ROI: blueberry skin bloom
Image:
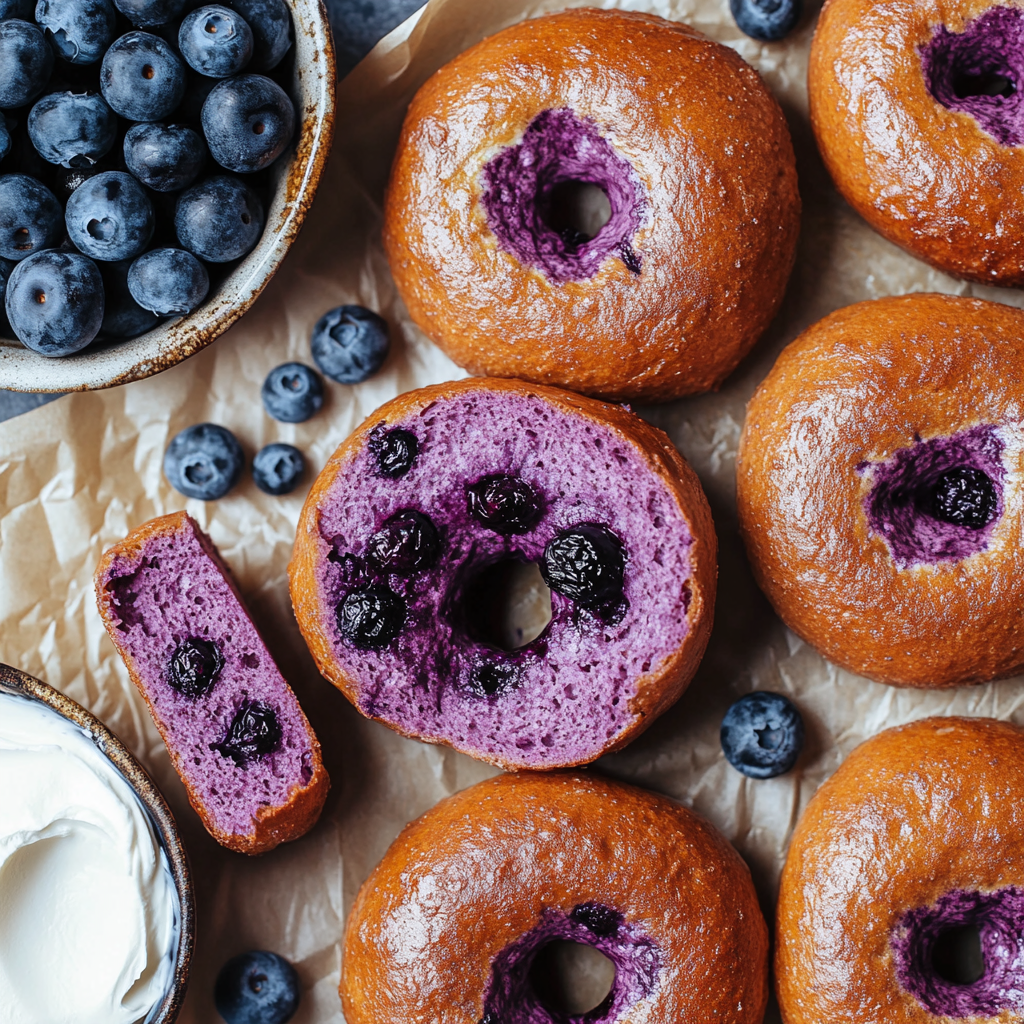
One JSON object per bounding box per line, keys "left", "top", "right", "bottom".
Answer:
{"left": 310, "top": 305, "right": 389, "bottom": 383}
{"left": 224, "top": 0, "right": 289, "bottom": 70}
{"left": 35, "top": 0, "right": 117, "bottom": 63}
{"left": 98, "top": 257, "right": 159, "bottom": 337}
{"left": 720, "top": 691, "right": 805, "bottom": 779}
{"left": 202, "top": 74, "right": 294, "bottom": 174}
{"left": 100, "top": 31, "right": 187, "bottom": 120}
{"left": 0, "top": 20, "right": 54, "bottom": 108}
{"left": 261, "top": 362, "right": 322, "bottom": 422}
{"left": 66, "top": 170, "right": 155, "bottom": 261}
{"left": 252, "top": 443, "right": 304, "bottom": 495}
{"left": 164, "top": 422, "right": 244, "bottom": 500}
{"left": 111, "top": 0, "right": 186, "bottom": 27}
{"left": 215, "top": 951, "right": 300, "bottom": 1024}
{"left": 5, "top": 249, "right": 104, "bottom": 355}
{"left": 0, "top": 0, "right": 34, "bottom": 16}
{"left": 179, "top": 5, "right": 253, "bottom": 78}
{"left": 128, "top": 247, "right": 208, "bottom": 314}
{"left": 730, "top": 0, "right": 801, "bottom": 41}
{"left": 123, "top": 122, "right": 205, "bottom": 191}
{"left": 0, "top": 174, "right": 63, "bottom": 261}
{"left": 175, "top": 175, "right": 263, "bottom": 261}
{"left": 28, "top": 91, "right": 117, "bottom": 168}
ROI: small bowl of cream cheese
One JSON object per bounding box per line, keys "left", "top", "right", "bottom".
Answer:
{"left": 0, "top": 663, "right": 193, "bottom": 1024}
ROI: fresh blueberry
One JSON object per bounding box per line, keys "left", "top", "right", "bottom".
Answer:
{"left": 930, "top": 467, "right": 998, "bottom": 529}
{"left": 214, "top": 699, "right": 282, "bottom": 766}
{"left": 163, "top": 422, "right": 244, "bottom": 500}
{"left": 175, "top": 175, "right": 263, "bottom": 262}
{"left": 261, "top": 361, "right": 322, "bottom": 422}
{"left": 66, "top": 170, "right": 154, "bottom": 261}
{"left": 366, "top": 509, "right": 439, "bottom": 574}
{"left": 252, "top": 442, "right": 304, "bottom": 495}
{"left": 98, "top": 257, "right": 159, "bottom": 337}
{"left": 5, "top": 249, "right": 104, "bottom": 355}
{"left": 0, "top": 174, "right": 62, "bottom": 261}
{"left": 28, "top": 91, "right": 117, "bottom": 168}
{"left": 0, "top": 20, "right": 54, "bottom": 108}
{"left": 0, "top": 116, "right": 9, "bottom": 163}
{"left": 337, "top": 585, "right": 405, "bottom": 649}
{"left": 110, "top": 0, "right": 186, "bottom": 27}
{"left": 223, "top": 0, "right": 289, "bottom": 70}
{"left": 128, "top": 247, "right": 208, "bottom": 314}
{"left": 214, "top": 951, "right": 300, "bottom": 1024}
{"left": 202, "top": 73, "right": 294, "bottom": 174}
{"left": 123, "top": 122, "right": 205, "bottom": 192}
{"left": 169, "top": 637, "right": 223, "bottom": 698}
{"left": 179, "top": 4, "right": 252, "bottom": 78}
{"left": 720, "top": 691, "right": 804, "bottom": 779}
{"left": 368, "top": 425, "right": 416, "bottom": 478}
{"left": 467, "top": 474, "right": 542, "bottom": 535}
{"left": 35, "top": 0, "right": 117, "bottom": 63}
{"left": 100, "top": 31, "right": 187, "bottom": 120}
{"left": 0, "top": 0, "right": 33, "bottom": 16}
{"left": 541, "top": 523, "right": 626, "bottom": 609}
{"left": 310, "top": 305, "right": 389, "bottom": 384}
{"left": 730, "top": 0, "right": 801, "bottom": 42}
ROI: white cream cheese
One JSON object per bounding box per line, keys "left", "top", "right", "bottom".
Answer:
{"left": 0, "top": 693, "right": 178, "bottom": 1024}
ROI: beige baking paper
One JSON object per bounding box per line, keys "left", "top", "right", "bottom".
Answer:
{"left": 3, "top": 0, "right": 1024, "bottom": 1020}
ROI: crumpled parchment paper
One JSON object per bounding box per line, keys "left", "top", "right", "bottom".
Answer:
{"left": 2, "top": 1, "right": 1024, "bottom": 1021}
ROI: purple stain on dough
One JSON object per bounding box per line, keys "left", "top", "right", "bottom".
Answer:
{"left": 921, "top": 5, "right": 1024, "bottom": 147}
{"left": 893, "top": 887, "right": 1024, "bottom": 1018}
{"left": 481, "top": 108, "right": 647, "bottom": 283}
{"left": 863, "top": 425, "right": 1005, "bottom": 569}
{"left": 481, "top": 905, "right": 661, "bottom": 1023}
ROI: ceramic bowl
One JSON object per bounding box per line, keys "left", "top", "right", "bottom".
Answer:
{"left": 0, "top": 0, "right": 336, "bottom": 393}
{"left": 0, "top": 663, "right": 194, "bottom": 1023}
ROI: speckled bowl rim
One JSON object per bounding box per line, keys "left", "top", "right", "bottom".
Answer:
{"left": 0, "top": 0, "right": 336, "bottom": 393}
{"left": 0, "top": 663, "right": 194, "bottom": 1024}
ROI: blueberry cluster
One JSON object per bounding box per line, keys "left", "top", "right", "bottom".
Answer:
{"left": 0, "top": 0, "right": 295, "bottom": 355}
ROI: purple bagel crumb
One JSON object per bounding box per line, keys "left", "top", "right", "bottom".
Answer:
{"left": 100, "top": 524, "right": 316, "bottom": 839}
{"left": 482, "top": 905, "right": 661, "bottom": 1023}
{"left": 313, "top": 388, "right": 695, "bottom": 768}
{"left": 893, "top": 887, "right": 1024, "bottom": 1017}
{"left": 481, "top": 108, "right": 647, "bottom": 283}
{"left": 921, "top": 6, "right": 1024, "bottom": 147}
{"left": 863, "top": 425, "right": 1005, "bottom": 569}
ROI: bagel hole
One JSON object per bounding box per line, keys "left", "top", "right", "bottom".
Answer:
{"left": 463, "top": 559, "right": 551, "bottom": 652}
{"left": 953, "top": 69, "right": 1016, "bottom": 99}
{"left": 932, "top": 925, "right": 985, "bottom": 985}
{"left": 529, "top": 941, "right": 616, "bottom": 1017}
{"left": 543, "top": 181, "right": 612, "bottom": 248}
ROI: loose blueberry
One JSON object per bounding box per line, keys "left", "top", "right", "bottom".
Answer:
{"left": 98, "top": 257, "right": 159, "bottom": 337}
{"left": 720, "top": 691, "right": 804, "bottom": 779}
{"left": 930, "top": 467, "right": 998, "bottom": 530}
{"left": 213, "top": 699, "right": 282, "bottom": 766}
{"left": 202, "top": 73, "right": 294, "bottom": 174}
{"left": 252, "top": 442, "right": 304, "bottom": 495}
{"left": 368, "top": 425, "right": 417, "bottom": 478}
{"left": 0, "top": 174, "right": 63, "bottom": 261}
{"left": 66, "top": 170, "right": 154, "bottom": 261}
{"left": 223, "top": 0, "right": 289, "bottom": 70}
{"left": 261, "top": 362, "right": 322, "bottom": 423}
{"left": 179, "top": 4, "right": 252, "bottom": 78}
{"left": 128, "top": 247, "right": 209, "bottom": 314}
{"left": 110, "top": 0, "right": 186, "bottom": 27}
{"left": 570, "top": 903, "right": 621, "bottom": 937}
{"left": 310, "top": 305, "right": 389, "bottom": 384}
{"left": 541, "top": 524, "right": 625, "bottom": 609}
{"left": 730, "top": 0, "right": 801, "bottom": 42}
{"left": 468, "top": 658, "right": 518, "bottom": 698}
{"left": 0, "top": 20, "right": 53, "bottom": 108}
{"left": 175, "top": 175, "right": 263, "bottom": 261}
{"left": 214, "top": 951, "right": 300, "bottom": 1024}
{"left": 35, "top": 0, "right": 116, "bottom": 63}
{"left": 124, "top": 122, "right": 206, "bottom": 192}
{"left": 466, "top": 474, "right": 542, "bottom": 535}
{"left": 5, "top": 249, "right": 103, "bottom": 354}
{"left": 100, "top": 31, "right": 186, "bottom": 120}
{"left": 28, "top": 91, "right": 117, "bottom": 168}
{"left": 163, "top": 422, "right": 244, "bottom": 500}
{"left": 337, "top": 585, "right": 405, "bottom": 649}
{"left": 0, "top": 0, "right": 33, "bottom": 16}
{"left": 169, "top": 637, "right": 223, "bottom": 697}
{"left": 366, "top": 509, "right": 439, "bottom": 574}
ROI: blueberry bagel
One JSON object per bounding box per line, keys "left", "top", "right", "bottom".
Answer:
{"left": 810, "top": 0, "right": 1024, "bottom": 286}
{"left": 289, "top": 378, "right": 716, "bottom": 770}
{"left": 383, "top": 8, "right": 800, "bottom": 403}
{"left": 736, "top": 294, "right": 1024, "bottom": 688}
{"left": 341, "top": 771, "right": 768, "bottom": 1024}
{"left": 777, "top": 717, "right": 1024, "bottom": 1023}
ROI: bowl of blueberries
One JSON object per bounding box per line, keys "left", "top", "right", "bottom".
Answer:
{"left": 0, "top": 0, "right": 334, "bottom": 390}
